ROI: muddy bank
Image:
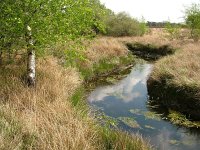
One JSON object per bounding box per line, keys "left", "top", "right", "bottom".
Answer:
{"left": 147, "top": 77, "right": 200, "bottom": 120}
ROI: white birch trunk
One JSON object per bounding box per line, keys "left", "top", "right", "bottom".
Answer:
{"left": 27, "top": 48, "right": 36, "bottom": 86}
{"left": 26, "top": 26, "right": 36, "bottom": 87}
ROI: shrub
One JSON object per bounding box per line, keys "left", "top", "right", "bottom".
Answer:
{"left": 104, "top": 12, "right": 146, "bottom": 37}
{"left": 164, "top": 22, "right": 181, "bottom": 40}
{"left": 185, "top": 3, "right": 200, "bottom": 41}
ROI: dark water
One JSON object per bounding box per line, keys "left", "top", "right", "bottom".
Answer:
{"left": 88, "top": 63, "right": 200, "bottom": 150}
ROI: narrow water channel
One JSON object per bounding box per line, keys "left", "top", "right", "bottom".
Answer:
{"left": 88, "top": 63, "right": 200, "bottom": 150}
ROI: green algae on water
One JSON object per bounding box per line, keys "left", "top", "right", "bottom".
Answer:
{"left": 130, "top": 109, "right": 162, "bottom": 121}
{"left": 144, "top": 125, "right": 155, "bottom": 130}
{"left": 118, "top": 117, "right": 141, "bottom": 129}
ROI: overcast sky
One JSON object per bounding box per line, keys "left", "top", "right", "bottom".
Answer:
{"left": 100, "top": 0, "right": 200, "bottom": 23}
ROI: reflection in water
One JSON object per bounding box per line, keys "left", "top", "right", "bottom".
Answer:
{"left": 88, "top": 64, "right": 152, "bottom": 103}
{"left": 88, "top": 63, "right": 200, "bottom": 150}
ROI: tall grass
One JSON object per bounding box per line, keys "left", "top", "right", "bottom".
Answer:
{"left": 0, "top": 38, "right": 151, "bottom": 149}
{"left": 151, "top": 42, "right": 200, "bottom": 95}
{"left": 0, "top": 57, "right": 98, "bottom": 149}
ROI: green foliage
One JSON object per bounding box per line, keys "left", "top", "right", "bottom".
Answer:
{"left": 103, "top": 12, "right": 146, "bottom": 37}
{"left": 0, "top": 0, "right": 106, "bottom": 58}
{"left": 165, "top": 22, "right": 181, "bottom": 40}
{"left": 185, "top": 3, "right": 200, "bottom": 41}
{"left": 139, "top": 17, "right": 149, "bottom": 35}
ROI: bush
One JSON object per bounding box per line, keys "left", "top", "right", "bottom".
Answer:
{"left": 164, "top": 22, "right": 181, "bottom": 40}
{"left": 104, "top": 12, "right": 147, "bottom": 37}
{"left": 185, "top": 3, "right": 200, "bottom": 41}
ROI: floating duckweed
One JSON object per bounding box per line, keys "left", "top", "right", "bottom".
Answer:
{"left": 169, "top": 140, "right": 180, "bottom": 145}
{"left": 130, "top": 109, "right": 162, "bottom": 121}
{"left": 168, "top": 110, "right": 200, "bottom": 128}
{"left": 143, "top": 111, "right": 161, "bottom": 121}
{"left": 129, "top": 109, "right": 143, "bottom": 115}
{"left": 118, "top": 117, "right": 141, "bottom": 129}
{"left": 182, "top": 140, "right": 194, "bottom": 146}
{"left": 144, "top": 125, "right": 155, "bottom": 130}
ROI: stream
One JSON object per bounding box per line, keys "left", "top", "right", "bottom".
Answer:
{"left": 88, "top": 63, "right": 200, "bottom": 150}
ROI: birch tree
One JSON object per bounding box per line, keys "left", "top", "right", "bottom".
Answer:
{"left": 1, "top": 0, "right": 105, "bottom": 86}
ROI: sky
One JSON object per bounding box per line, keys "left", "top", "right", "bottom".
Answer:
{"left": 100, "top": 0, "right": 200, "bottom": 23}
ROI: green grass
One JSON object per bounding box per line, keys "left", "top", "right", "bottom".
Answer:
{"left": 0, "top": 109, "right": 36, "bottom": 149}
{"left": 71, "top": 86, "right": 86, "bottom": 107}
{"left": 69, "top": 53, "right": 151, "bottom": 150}
{"left": 168, "top": 110, "right": 200, "bottom": 128}
{"left": 98, "top": 127, "right": 151, "bottom": 150}
{"left": 78, "top": 54, "right": 135, "bottom": 81}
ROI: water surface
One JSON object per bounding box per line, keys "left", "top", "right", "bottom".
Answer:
{"left": 88, "top": 63, "right": 200, "bottom": 150}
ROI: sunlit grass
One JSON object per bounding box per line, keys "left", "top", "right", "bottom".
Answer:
{"left": 168, "top": 110, "right": 200, "bottom": 128}
{"left": 0, "top": 37, "right": 151, "bottom": 149}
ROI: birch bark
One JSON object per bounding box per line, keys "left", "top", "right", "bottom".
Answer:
{"left": 26, "top": 26, "right": 36, "bottom": 87}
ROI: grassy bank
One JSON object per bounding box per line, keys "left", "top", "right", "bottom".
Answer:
{"left": 148, "top": 42, "right": 200, "bottom": 121}
{"left": 0, "top": 37, "right": 151, "bottom": 149}
{"left": 121, "top": 28, "right": 200, "bottom": 122}
{"left": 106, "top": 29, "right": 200, "bottom": 124}
{"left": 126, "top": 42, "right": 175, "bottom": 61}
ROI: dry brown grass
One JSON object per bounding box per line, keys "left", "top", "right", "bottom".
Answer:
{"left": 85, "top": 37, "right": 128, "bottom": 64}
{"left": 114, "top": 28, "right": 193, "bottom": 49}
{"left": 88, "top": 29, "right": 200, "bottom": 101}
{"left": 2, "top": 28, "right": 184, "bottom": 150}
{"left": 0, "top": 56, "right": 151, "bottom": 150}
{"left": 131, "top": 28, "right": 200, "bottom": 99}
{"left": 0, "top": 57, "right": 99, "bottom": 150}
{"left": 151, "top": 42, "right": 200, "bottom": 97}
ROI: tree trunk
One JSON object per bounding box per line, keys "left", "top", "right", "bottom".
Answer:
{"left": 26, "top": 26, "right": 36, "bottom": 87}
{"left": 27, "top": 48, "right": 36, "bottom": 87}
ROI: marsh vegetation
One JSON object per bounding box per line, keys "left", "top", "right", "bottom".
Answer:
{"left": 1, "top": 0, "right": 200, "bottom": 150}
